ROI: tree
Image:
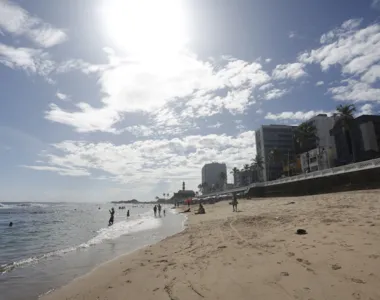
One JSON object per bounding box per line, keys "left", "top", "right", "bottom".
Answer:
{"left": 336, "top": 104, "right": 357, "bottom": 162}
{"left": 162, "top": 193, "right": 165, "bottom": 199}
{"left": 197, "top": 184, "right": 203, "bottom": 193}
{"left": 155, "top": 196, "right": 159, "bottom": 200}
{"left": 251, "top": 154, "right": 264, "bottom": 181}
{"left": 295, "top": 121, "right": 319, "bottom": 172}
{"left": 166, "top": 193, "right": 170, "bottom": 199}
{"left": 219, "top": 171, "right": 227, "bottom": 189}
{"left": 230, "top": 167, "right": 239, "bottom": 186}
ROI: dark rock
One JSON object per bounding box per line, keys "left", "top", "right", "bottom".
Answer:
{"left": 296, "top": 229, "right": 307, "bottom": 235}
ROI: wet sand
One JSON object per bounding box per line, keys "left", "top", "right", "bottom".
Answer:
{"left": 42, "top": 190, "right": 380, "bottom": 300}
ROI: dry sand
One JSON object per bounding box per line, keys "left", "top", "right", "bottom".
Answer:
{"left": 42, "top": 190, "right": 380, "bottom": 300}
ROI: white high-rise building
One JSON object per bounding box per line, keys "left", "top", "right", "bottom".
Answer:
{"left": 201, "top": 162, "right": 227, "bottom": 190}
{"left": 300, "top": 114, "right": 337, "bottom": 172}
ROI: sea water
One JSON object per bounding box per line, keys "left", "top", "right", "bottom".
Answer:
{"left": 0, "top": 202, "right": 185, "bottom": 300}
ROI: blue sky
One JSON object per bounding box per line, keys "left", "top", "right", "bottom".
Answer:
{"left": 1, "top": 0, "right": 380, "bottom": 202}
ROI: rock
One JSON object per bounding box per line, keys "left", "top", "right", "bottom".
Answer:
{"left": 280, "top": 272, "right": 289, "bottom": 276}
{"left": 331, "top": 264, "right": 341, "bottom": 270}
{"left": 296, "top": 229, "right": 308, "bottom": 235}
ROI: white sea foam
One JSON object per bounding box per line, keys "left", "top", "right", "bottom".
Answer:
{"left": 1, "top": 214, "right": 161, "bottom": 274}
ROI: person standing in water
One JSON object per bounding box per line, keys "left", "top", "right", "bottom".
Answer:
{"left": 153, "top": 205, "right": 157, "bottom": 217}
{"left": 158, "top": 204, "right": 162, "bottom": 217}
{"left": 108, "top": 208, "right": 115, "bottom": 226}
{"left": 163, "top": 209, "right": 166, "bottom": 217}
{"left": 127, "top": 210, "right": 130, "bottom": 218}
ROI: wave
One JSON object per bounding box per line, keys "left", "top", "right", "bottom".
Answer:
{"left": 0, "top": 202, "right": 50, "bottom": 209}
{"left": 0, "top": 214, "right": 161, "bottom": 274}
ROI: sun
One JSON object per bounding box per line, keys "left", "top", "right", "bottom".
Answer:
{"left": 101, "top": 0, "right": 188, "bottom": 58}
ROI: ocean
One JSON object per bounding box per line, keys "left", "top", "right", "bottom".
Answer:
{"left": 0, "top": 202, "right": 185, "bottom": 300}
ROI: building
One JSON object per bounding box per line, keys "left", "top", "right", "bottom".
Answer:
{"left": 170, "top": 181, "right": 195, "bottom": 203}
{"left": 256, "top": 125, "right": 296, "bottom": 181}
{"left": 233, "top": 169, "right": 259, "bottom": 187}
{"left": 298, "top": 114, "right": 337, "bottom": 173}
{"left": 201, "top": 162, "right": 227, "bottom": 191}
{"left": 330, "top": 115, "right": 380, "bottom": 166}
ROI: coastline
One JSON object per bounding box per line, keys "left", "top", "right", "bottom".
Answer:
{"left": 42, "top": 191, "right": 380, "bottom": 300}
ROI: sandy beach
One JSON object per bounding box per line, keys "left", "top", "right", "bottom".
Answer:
{"left": 42, "top": 190, "right": 380, "bottom": 300}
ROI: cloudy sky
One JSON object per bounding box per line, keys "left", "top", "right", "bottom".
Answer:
{"left": 1, "top": 0, "right": 380, "bottom": 202}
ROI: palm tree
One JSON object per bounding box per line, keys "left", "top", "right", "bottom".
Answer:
{"left": 336, "top": 104, "right": 357, "bottom": 162}
{"left": 162, "top": 193, "right": 165, "bottom": 199}
{"left": 251, "top": 154, "right": 264, "bottom": 181}
{"left": 295, "top": 121, "right": 319, "bottom": 172}
{"left": 166, "top": 193, "right": 170, "bottom": 199}
{"left": 219, "top": 171, "right": 227, "bottom": 190}
{"left": 155, "top": 196, "right": 159, "bottom": 200}
{"left": 230, "top": 167, "right": 239, "bottom": 186}
{"left": 197, "top": 184, "right": 203, "bottom": 193}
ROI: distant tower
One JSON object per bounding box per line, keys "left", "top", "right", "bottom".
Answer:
{"left": 182, "top": 181, "right": 185, "bottom": 191}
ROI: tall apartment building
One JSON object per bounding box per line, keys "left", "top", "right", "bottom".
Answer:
{"left": 255, "top": 125, "right": 296, "bottom": 181}
{"left": 299, "top": 114, "right": 337, "bottom": 172}
{"left": 330, "top": 114, "right": 380, "bottom": 165}
{"left": 201, "top": 162, "right": 227, "bottom": 190}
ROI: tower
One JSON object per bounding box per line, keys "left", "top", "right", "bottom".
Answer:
{"left": 182, "top": 181, "right": 185, "bottom": 191}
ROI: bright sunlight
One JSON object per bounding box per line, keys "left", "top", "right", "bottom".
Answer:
{"left": 102, "top": 0, "right": 188, "bottom": 57}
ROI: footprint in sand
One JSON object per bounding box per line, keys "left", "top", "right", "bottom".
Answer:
{"left": 351, "top": 278, "right": 366, "bottom": 284}
{"left": 331, "top": 263, "right": 342, "bottom": 270}
{"left": 286, "top": 252, "right": 295, "bottom": 257}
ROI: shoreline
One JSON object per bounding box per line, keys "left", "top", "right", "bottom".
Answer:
{"left": 42, "top": 190, "right": 380, "bottom": 300}
{"left": 39, "top": 208, "right": 187, "bottom": 299}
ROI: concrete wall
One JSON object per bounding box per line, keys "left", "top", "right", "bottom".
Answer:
{"left": 246, "top": 166, "right": 380, "bottom": 198}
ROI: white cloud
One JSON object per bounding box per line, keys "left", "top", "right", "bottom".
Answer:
{"left": 299, "top": 19, "right": 380, "bottom": 103}
{"left": 56, "top": 92, "right": 69, "bottom": 101}
{"left": 256, "top": 108, "right": 263, "bottom": 114}
{"left": 357, "top": 103, "right": 373, "bottom": 116}
{"left": 45, "top": 103, "right": 122, "bottom": 133}
{"left": 288, "top": 31, "right": 297, "bottom": 39}
{"left": 361, "top": 65, "right": 380, "bottom": 84}
{"left": 124, "top": 125, "right": 155, "bottom": 137}
{"left": 259, "top": 82, "right": 274, "bottom": 91}
{"left": 207, "top": 122, "right": 223, "bottom": 129}
{"left": 264, "top": 88, "right": 289, "bottom": 100}
{"left": 272, "top": 62, "right": 307, "bottom": 80}
{"left": 22, "top": 165, "right": 90, "bottom": 177}
{"left": 0, "top": 43, "right": 55, "bottom": 77}
{"left": 46, "top": 50, "right": 271, "bottom": 133}
{"left": 0, "top": 0, "right": 67, "bottom": 47}
{"left": 315, "top": 81, "right": 324, "bottom": 86}
{"left": 329, "top": 79, "right": 380, "bottom": 102}
{"left": 25, "top": 131, "right": 257, "bottom": 192}
{"left": 265, "top": 110, "right": 331, "bottom": 121}
{"left": 299, "top": 19, "right": 380, "bottom": 75}
{"left": 265, "top": 58, "right": 272, "bottom": 63}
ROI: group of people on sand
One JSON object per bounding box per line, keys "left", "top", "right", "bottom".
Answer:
{"left": 108, "top": 207, "right": 130, "bottom": 226}
{"left": 153, "top": 204, "right": 165, "bottom": 217}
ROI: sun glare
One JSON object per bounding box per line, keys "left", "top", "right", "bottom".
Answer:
{"left": 102, "top": 0, "right": 188, "bottom": 57}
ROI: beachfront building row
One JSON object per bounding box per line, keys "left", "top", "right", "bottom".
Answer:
{"left": 255, "top": 113, "right": 380, "bottom": 182}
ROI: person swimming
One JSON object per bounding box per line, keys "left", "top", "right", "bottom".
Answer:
{"left": 108, "top": 208, "right": 115, "bottom": 226}
{"left": 9, "top": 222, "right": 13, "bottom": 227}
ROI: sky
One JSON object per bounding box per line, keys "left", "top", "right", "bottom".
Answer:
{"left": 1, "top": 0, "right": 380, "bottom": 202}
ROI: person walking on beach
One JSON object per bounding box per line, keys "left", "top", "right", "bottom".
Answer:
{"left": 163, "top": 209, "right": 166, "bottom": 217}
{"left": 153, "top": 205, "right": 157, "bottom": 217}
{"left": 232, "top": 193, "right": 238, "bottom": 212}
{"left": 108, "top": 208, "right": 115, "bottom": 226}
{"left": 158, "top": 204, "right": 162, "bottom": 217}
{"left": 127, "top": 210, "right": 130, "bottom": 218}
